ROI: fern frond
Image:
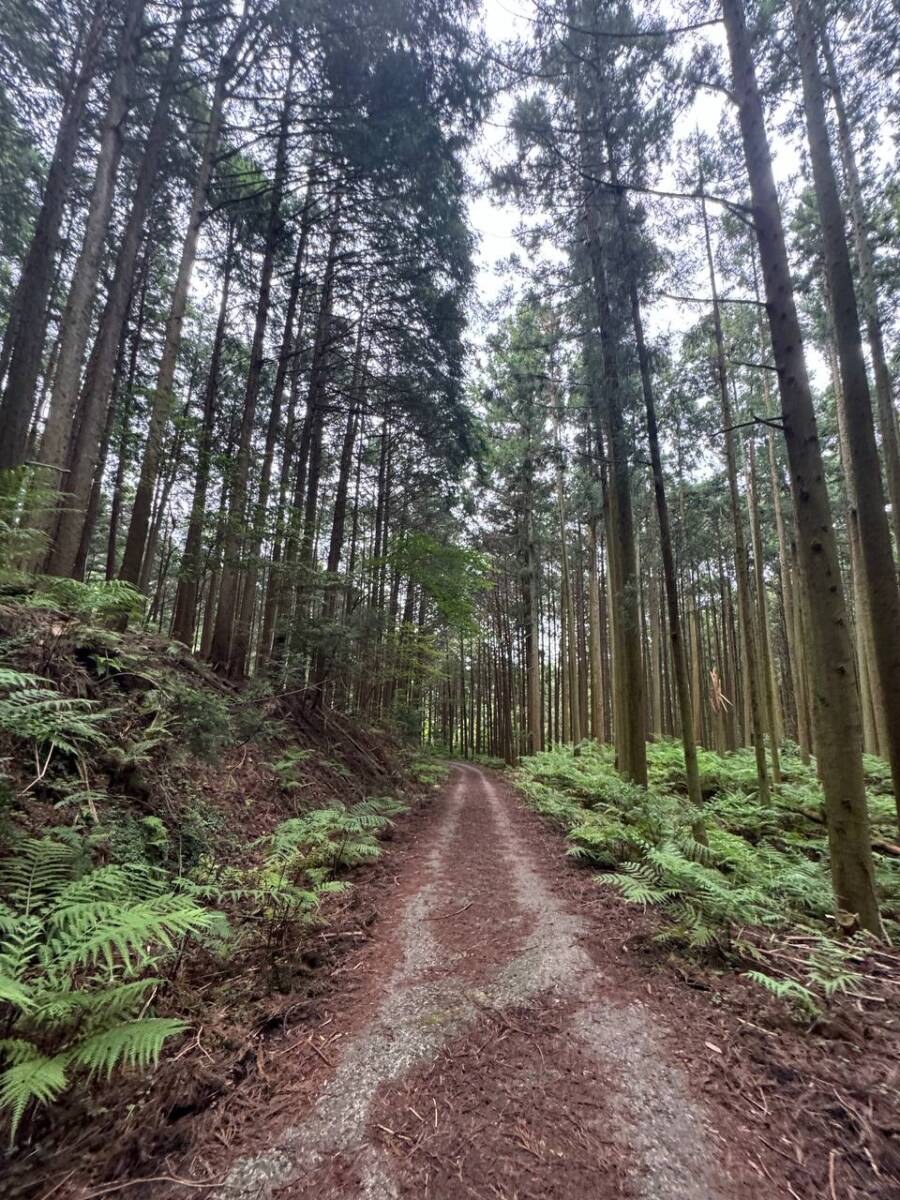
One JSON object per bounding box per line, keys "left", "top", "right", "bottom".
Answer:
{"left": 0, "top": 669, "right": 47, "bottom": 691}
{"left": 599, "top": 868, "right": 676, "bottom": 907}
{"left": 0, "top": 1051, "right": 68, "bottom": 1141}
{"left": 50, "top": 864, "right": 167, "bottom": 935}
{"left": 25, "top": 980, "right": 159, "bottom": 1032}
{"left": 0, "top": 975, "right": 32, "bottom": 1009}
{"left": 0, "top": 1039, "right": 38, "bottom": 1065}
{"left": 0, "top": 837, "right": 82, "bottom": 914}
{"left": 52, "top": 897, "right": 217, "bottom": 974}
{"left": 0, "top": 915, "right": 43, "bottom": 980}
{"left": 68, "top": 1017, "right": 186, "bottom": 1078}
{"left": 744, "top": 970, "right": 821, "bottom": 1018}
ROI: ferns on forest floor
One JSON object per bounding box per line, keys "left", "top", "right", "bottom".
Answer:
{"left": 0, "top": 833, "right": 222, "bottom": 1140}
{"left": 515, "top": 740, "right": 899, "bottom": 983}
{"left": 409, "top": 752, "right": 450, "bottom": 788}
{"left": 0, "top": 668, "right": 114, "bottom": 800}
{"left": 192, "top": 796, "right": 405, "bottom": 984}
{"left": 0, "top": 795, "right": 406, "bottom": 1139}
{"left": 0, "top": 588, "right": 415, "bottom": 1140}
{"left": 744, "top": 935, "right": 869, "bottom": 1020}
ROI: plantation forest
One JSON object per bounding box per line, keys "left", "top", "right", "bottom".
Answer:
{"left": 0, "top": 0, "right": 898, "bottom": 1195}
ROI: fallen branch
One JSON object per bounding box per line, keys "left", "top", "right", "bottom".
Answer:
{"left": 309, "top": 1039, "right": 335, "bottom": 1067}
{"left": 426, "top": 900, "right": 474, "bottom": 920}
{"left": 79, "top": 1175, "right": 231, "bottom": 1198}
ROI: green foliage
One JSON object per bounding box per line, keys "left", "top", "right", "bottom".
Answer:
{"left": 262, "top": 796, "right": 405, "bottom": 885}
{"left": 744, "top": 933, "right": 869, "bottom": 1021}
{"left": 0, "top": 470, "right": 53, "bottom": 576}
{"left": 0, "top": 669, "right": 113, "bottom": 789}
{"left": 516, "top": 740, "right": 899, "bottom": 955}
{"left": 267, "top": 748, "right": 318, "bottom": 811}
{"left": 743, "top": 971, "right": 821, "bottom": 1019}
{"left": 26, "top": 577, "right": 144, "bottom": 622}
{"left": 0, "top": 834, "right": 222, "bottom": 1140}
{"left": 409, "top": 752, "right": 450, "bottom": 788}
{"left": 194, "top": 797, "right": 405, "bottom": 984}
{"left": 143, "top": 680, "right": 232, "bottom": 763}
{"left": 389, "top": 532, "right": 490, "bottom": 634}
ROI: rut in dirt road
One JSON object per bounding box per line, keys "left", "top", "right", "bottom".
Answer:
{"left": 219, "top": 766, "right": 740, "bottom": 1200}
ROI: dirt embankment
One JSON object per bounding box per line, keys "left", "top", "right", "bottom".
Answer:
{"left": 0, "top": 603, "right": 419, "bottom": 1197}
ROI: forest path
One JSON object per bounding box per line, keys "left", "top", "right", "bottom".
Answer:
{"left": 213, "top": 765, "right": 761, "bottom": 1200}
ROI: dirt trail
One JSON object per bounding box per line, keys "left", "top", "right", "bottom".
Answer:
{"left": 215, "top": 765, "right": 762, "bottom": 1200}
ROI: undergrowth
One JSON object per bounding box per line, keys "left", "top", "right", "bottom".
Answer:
{"left": 516, "top": 740, "right": 899, "bottom": 1018}
{"left": 0, "top": 579, "right": 411, "bottom": 1142}
{"left": 0, "top": 832, "right": 221, "bottom": 1140}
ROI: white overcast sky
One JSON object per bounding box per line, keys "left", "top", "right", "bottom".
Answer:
{"left": 465, "top": 0, "right": 821, "bottom": 373}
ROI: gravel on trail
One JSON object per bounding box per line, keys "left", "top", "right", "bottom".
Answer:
{"left": 215, "top": 765, "right": 757, "bottom": 1200}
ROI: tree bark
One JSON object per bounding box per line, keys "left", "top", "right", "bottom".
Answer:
{"left": 171, "top": 225, "right": 235, "bottom": 647}
{"left": 820, "top": 27, "right": 900, "bottom": 560}
{"left": 630, "top": 281, "right": 703, "bottom": 810}
{"left": 119, "top": 14, "right": 250, "bottom": 586}
{"left": 791, "top": 0, "right": 900, "bottom": 824}
{"left": 583, "top": 219, "right": 646, "bottom": 784}
{"left": 745, "top": 434, "right": 782, "bottom": 781}
{"left": 46, "top": 0, "right": 192, "bottom": 576}
{"left": 212, "top": 49, "right": 296, "bottom": 677}
{"left": 701, "top": 186, "right": 771, "bottom": 802}
{"left": 0, "top": 0, "right": 108, "bottom": 472}
{"left": 30, "top": 0, "right": 145, "bottom": 547}
{"left": 722, "top": 0, "right": 882, "bottom": 935}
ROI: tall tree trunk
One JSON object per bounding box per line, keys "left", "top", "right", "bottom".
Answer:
{"left": 309, "top": 315, "right": 368, "bottom": 690}
{"left": 722, "top": 0, "right": 881, "bottom": 935}
{"left": 76, "top": 312, "right": 129, "bottom": 579}
{"left": 253, "top": 168, "right": 317, "bottom": 670}
{"left": 630, "top": 280, "right": 703, "bottom": 810}
{"left": 791, "top": 0, "right": 900, "bottom": 824}
{"left": 524, "top": 506, "right": 543, "bottom": 753}
{"left": 213, "top": 52, "right": 296, "bottom": 677}
{"left": 171, "top": 226, "right": 235, "bottom": 646}
{"left": 554, "top": 402, "right": 582, "bottom": 745}
{"left": 30, "top": 0, "right": 145, "bottom": 547}
{"left": 0, "top": 0, "right": 108, "bottom": 472}
{"left": 119, "top": 14, "right": 250, "bottom": 585}
{"left": 46, "top": 0, "right": 192, "bottom": 576}
{"left": 701, "top": 187, "right": 770, "bottom": 801}
{"left": 269, "top": 214, "right": 341, "bottom": 673}
{"left": 829, "top": 340, "right": 886, "bottom": 760}
{"left": 103, "top": 250, "right": 150, "bottom": 580}
{"left": 583, "top": 228, "right": 646, "bottom": 784}
{"left": 820, "top": 28, "right": 900, "bottom": 559}
{"left": 745, "top": 434, "right": 782, "bottom": 782}
{"left": 752, "top": 256, "right": 811, "bottom": 762}
{"left": 587, "top": 516, "right": 605, "bottom": 744}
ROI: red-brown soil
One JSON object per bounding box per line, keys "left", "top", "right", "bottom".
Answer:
{"left": 13, "top": 764, "right": 899, "bottom": 1200}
